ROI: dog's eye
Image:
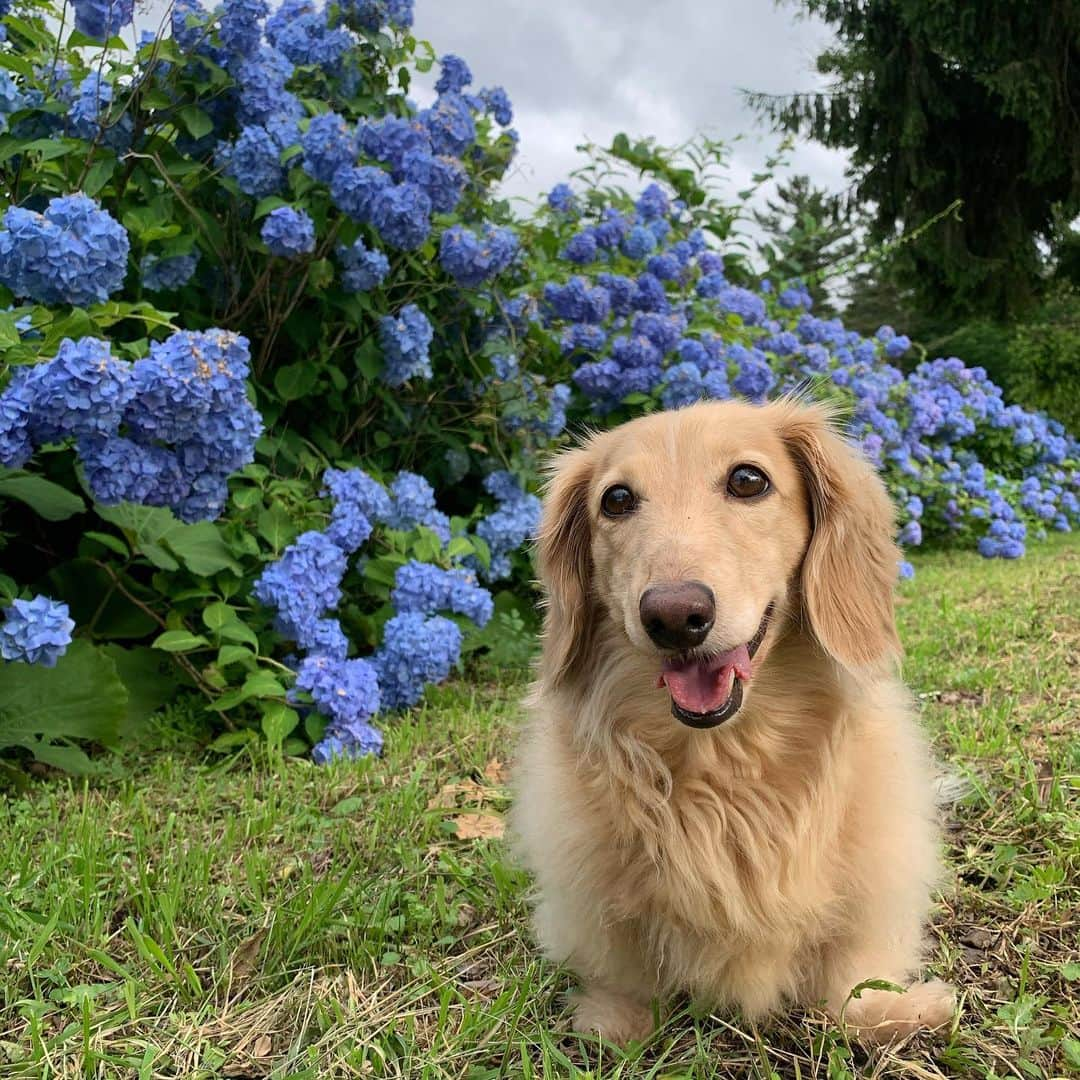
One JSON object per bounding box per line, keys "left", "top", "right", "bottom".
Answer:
{"left": 727, "top": 465, "right": 770, "bottom": 499}
{"left": 601, "top": 484, "right": 637, "bottom": 517}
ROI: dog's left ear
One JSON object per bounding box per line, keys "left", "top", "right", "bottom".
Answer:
{"left": 536, "top": 440, "right": 597, "bottom": 689}
{"left": 777, "top": 400, "right": 901, "bottom": 673}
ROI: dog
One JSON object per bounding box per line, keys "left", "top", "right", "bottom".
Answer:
{"left": 511, "top": 398, "right": 956, "bottom": 1046}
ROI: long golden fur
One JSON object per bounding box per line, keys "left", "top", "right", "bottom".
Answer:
{"left": 511, "top": 398, "right": 956, "bottom": 1045}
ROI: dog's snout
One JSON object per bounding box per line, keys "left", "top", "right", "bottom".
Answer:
{"left": 639, "top": 581, "right": 715, "bottom": 650}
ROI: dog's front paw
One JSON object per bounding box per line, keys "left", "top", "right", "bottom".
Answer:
{"left": 571, "top": 987, "right": 655, "bottom": 1046}
{"left": 843, "top": 979, "right": 956, "bottom": 1044}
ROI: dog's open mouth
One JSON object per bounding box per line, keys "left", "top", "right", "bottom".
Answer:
{"left": 655, "top": 605, "right": 773, "bottom": 728}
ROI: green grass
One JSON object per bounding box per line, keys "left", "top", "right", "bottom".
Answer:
{"left": 2, "top": 534, "right": 1078, "bottom": 1079}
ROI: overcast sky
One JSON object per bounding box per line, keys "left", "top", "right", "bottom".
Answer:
{"left": 412, "top": 0, "right": 851, "bottom": 221}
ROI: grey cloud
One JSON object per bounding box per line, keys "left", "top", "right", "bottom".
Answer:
{"left": 413, "top": 0, "right": 851, "bottom": 216}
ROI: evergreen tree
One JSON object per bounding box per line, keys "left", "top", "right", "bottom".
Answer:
{"left": 746, "top": 1, "right": 1080, "bottom": 321}
{"left": 752, "top": 174, "right": 857, "bottom": 315}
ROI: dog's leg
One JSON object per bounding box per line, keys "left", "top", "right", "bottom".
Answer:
{"left": 571, "top": 983, "right": 655, "bottom": 1046}
{"left": 822, "top": 941, "right": 956, "bottom": 1044}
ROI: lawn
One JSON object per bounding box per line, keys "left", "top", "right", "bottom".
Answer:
{"left": 1, "top": 535, "right": 1078, "bottom": 1079}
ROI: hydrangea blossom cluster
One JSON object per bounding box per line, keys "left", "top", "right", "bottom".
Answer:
{"left": 0, "top": 596, "right": 75, "bottom": 668}
{"left": 72, "top": 0, "right": 134, "bottom": 41}
{"left": 0, "top": 331, "right": 261, "bottom": 521}
{"left": 470, "top": 470, "right": 542, "bottom": 581}
{"left": 260, "top": 206, "right": 317, "bottom": 258}
{"left": 379, "top": 304, "right": 434, "bottom": 386}
{"left": 508, "top": 177, "right": 1079, "bottom": 566}
{"left": 252, "top": 466, "right": 494, "bottom": 761}
{"left": 140, "top": 252, "right": 200, "bottom": 292}
{"left": 0, "top": 195, "right": 129, "bottom": 308}
{"left": 439, "top": 224, "right": 519, "bottom": 287}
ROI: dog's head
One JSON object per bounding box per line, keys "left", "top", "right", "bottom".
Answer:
{"left": 537, "top": 399, "right": 900, "bottom": 727}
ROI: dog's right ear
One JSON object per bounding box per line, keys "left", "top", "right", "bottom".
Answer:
{"left": 536, "top": 441, "right": 597, "bottom": 689}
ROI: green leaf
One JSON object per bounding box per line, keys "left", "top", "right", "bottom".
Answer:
{"left": 253, "top": 196, "right": 289, "bottom": 220}
{"left": 101, "top": 645, "right": 181, "bottom": 737}
{"left": 0, "top": 311, "right": 20, "bottom": 348}
{"left": 446, "top": 536, "right": 475, "bottom": 560}
{"left": 163, "top": 521, "right": 243, "bottom": 577}
{"left": 152, "top": 630, "right": 209, "bottom": 653}
{"left": 0, "top": 473, "right": 86, "bottom": 521}
{"left": 217, "top": 620, "right": 259, "bottom": 648}
{"left": 273, "top": 361, "right": 319, "bottom": 401}
{"left": 217, "top": 645, "right": 256, "bottom": 668}
{"left": 261, "top": 702, "right": 299, "bottom": 746}
{"left": 207, "top": 729, "right": 258, "bottom": 752}
{"left": 0, "top": 642, "right": 127, "bottom": 758}
{"left": 178, "top": 105, "right": 213, "bottom": 140}
{"left": 25, "top": 741, "right": 98, "bottom": 775}
{"left": 202, "top": 602, "right": 237, "bottom": 632}
{"left": 257, "top": 504, "right": 298, "bottom": 550}
{"left": 211, "top": 670, "right": 285, "bottom": 710}
{"left": 364, "top": 555, "right": 406, "bottom": 588}
{"left": 83, "top": 158, "right": 115, "bottom": 197}
{"left": 81, "top": 531, "right": 129, "bottom": 557}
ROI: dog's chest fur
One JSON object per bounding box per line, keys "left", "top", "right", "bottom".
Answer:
{"left": 575, "top": 704, "right": 854, "bottom": 959}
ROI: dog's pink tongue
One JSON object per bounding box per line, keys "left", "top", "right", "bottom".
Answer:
{"left": 657, "top": 645, "right": 752, "bottom": 714}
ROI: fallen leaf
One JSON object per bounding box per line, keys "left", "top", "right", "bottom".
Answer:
{"left": 960, "top": 927, "right": 997, "bottom": 950}
{"left": 453, "top": 812, "right": 505, "bottom": 840}
{"left": 427, "top": 778, "right": 486, "bottom": 810}
{"left": 482, "top": 757, "right": 510, "bottom": 785}
{"left": 228, "top": 928, "right": 267, "bottom": 986}
{"left": 253, "top": 1035, "right": 272, "bottom": 1058}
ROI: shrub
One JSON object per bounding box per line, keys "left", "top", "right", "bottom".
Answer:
{"left": 0, "top": 0, "right": 1076, "bottom": 772}
{"left": 1006, "top": 287, "right": 1080, "bottom": 433}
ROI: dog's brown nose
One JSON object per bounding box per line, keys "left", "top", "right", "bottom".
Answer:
{"left": 639, "top": 581, "right": 715, "bottom": 650}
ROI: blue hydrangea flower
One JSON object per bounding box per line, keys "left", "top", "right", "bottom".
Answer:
{"left": 330, "top": 165, "right": 391, "bottom": 224}
{"left": 478, "top": 85, "right": 513, "bottom": 125}
{"left": 253, "top": 529, "right": 348, "bottom": 644}
{"left": 141, "top": 252, "right": 199, "bottom": 292}
{"left": 266, "top": 0, "right": 353, "bottom": 68}
{"left": 20, "top": 337, "right": 133, "bottom": 445}
{"left": 379, "top": 304, "right": 433, "bottom": 385}
{"left": 472, "top": 471, "right": 540, "bottom": 582}
{"left": 370, "top": 182, "right": 432, "bottom": 250}
{"left": 72, "top": 0, "right": 133, "bottom": 40}
{"left": 419, "top": 93, "right": 475, "bottom": 157}
{"left": 295, "top": 654, "right": 381, "bottom": 726}
{"left": 321, "top": 467, "right": 390, "bottom": 522}
{"left": 435, "top": 53, "right": 472, "bottom": 94}
{"left": 373, "top": 612, "right": 462, "bottom": 709}
{"left": 219, "top": 0, "right": 269, "bottom": 61}
{"left": 171, "top": 0, "right": 211, "bottom": 51}
{"left": 0, "top": 369, "right": 35, "bottom": 467}
{"left": 261, "top": 207, "right": 316, "bottom": 258}
{"left": 312, "top": 727, "right": 383, "bottom": 763}
{"left": 218, "top": 125, "right": 285, "bottom": 197}
{"left": 622, "top": 225, "right": 656, "bottom": 260}
{"left": 1, "top": 596, "right": 75, "bottom": 667}
{"left": 635, "top": 183, "right": 670, "bottom": 221}
{"left": 392, "top": 560, "right": 493, "bottom": 626}
{"left": 386, "top": 471, "right": 450, "bottom": 541}
{"left": 69, "top": 72, "right": 131, "bottom": 151}
{"left": 439, "top": 224, "right": 519, "bottom": 286}
{"left": 337, "top": 238, "right": 390, "bottom": 292}
{"left": 301, "top": 111, "right": 356, "bottom": 182}
{"left": 0, "top": 195, "right": 129, "bottom": 308}
{"left": 544, "top": 277, "right": 610, "bottom": 323}
{"left": 400, "top": 150, "right": 466, "bottom": 213}
{"left": 547, "top": 183, "right": 577, "bottom": 213}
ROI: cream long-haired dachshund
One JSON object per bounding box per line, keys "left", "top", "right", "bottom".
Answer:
{"left": 511, "top": 398, "right": 956, "bottom": 1046}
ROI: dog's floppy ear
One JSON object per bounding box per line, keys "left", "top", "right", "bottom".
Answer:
{"left": 777, "top": 400, "right": 901, "bottom": 673}
{"left": 536, "top": 439, "right": 598, "bottom": 688}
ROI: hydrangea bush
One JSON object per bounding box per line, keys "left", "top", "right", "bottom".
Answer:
{"left": 0, "top": 0, "right": 1076, "bottom": 771}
